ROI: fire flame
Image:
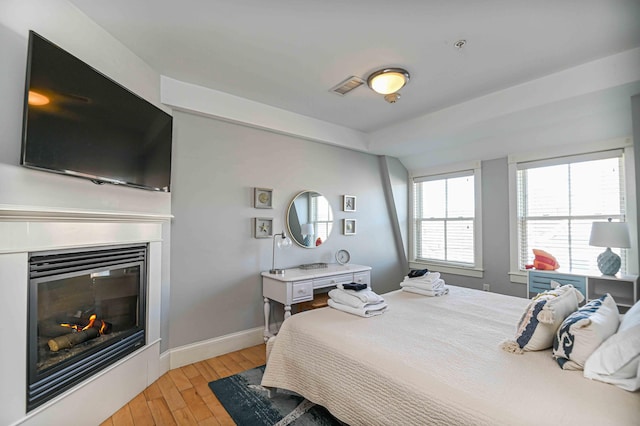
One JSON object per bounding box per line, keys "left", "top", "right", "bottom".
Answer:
{"left": 60, "top": 314, "right": 108, "bottom": 334}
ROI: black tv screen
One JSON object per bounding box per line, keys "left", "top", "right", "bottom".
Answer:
{"left": 21, "top": 31, "right": 173, "bottom": 192}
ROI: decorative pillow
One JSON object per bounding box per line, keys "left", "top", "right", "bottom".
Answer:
{"left": 553, "top": 294, "right": 619, "bottom": 370}
{"left": 583, "top": 299, "right": 640, "bottom": 391}
{"left": 501, "top": 285, "right": 583, "bottom": 354}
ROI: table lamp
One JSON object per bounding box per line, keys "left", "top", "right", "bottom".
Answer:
{"left": 589, "top": 218, "right": 630, "bottom": 276}
{"left": 270, "top": 231, "right": 292, "bottom": 275}
{"left": 300, "top": 223, "right": 314, "bottom": 247}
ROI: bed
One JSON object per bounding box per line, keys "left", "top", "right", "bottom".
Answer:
{"left": 261, "top": 285, "right": 640, "bottom": 425}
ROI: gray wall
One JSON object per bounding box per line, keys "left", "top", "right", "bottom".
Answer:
{"left": 169, "top": 111, "right": 407, "bottom": 349}
{"left": 633, "top": 93, "right": 640, "bottom": 268}
{"left": 438, "top": 157, "right": 524, "bottom": 298}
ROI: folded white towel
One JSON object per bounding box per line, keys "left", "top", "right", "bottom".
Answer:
{"left": 328, "top": 289, "right": 384, "bottom": 309}
{"left": 402, "top": 272, "right": 441, "bottom": 284}
{"left": 400, "top": 278, "right": 445, "bottom": 291}
{"left": 328, "top": 299, "right": 388, "bottom": 317}
{"left": 335, "top": 286, "right": 384, "bottom": 304}
{"left": 402, "top": 285, "right": 449, "bottom": 297}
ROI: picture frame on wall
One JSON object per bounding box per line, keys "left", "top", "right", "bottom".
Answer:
{"left": 254, "top": 217, "right": 273, "bottom": 238}
{"left": 343, "top": 219, "right": 356, "bottom": 235}
{"left": 254, "top": 187, "right": 273, "bottom": 209}
{"left": 343, "top": 195, "right": 356, "bottom": 212}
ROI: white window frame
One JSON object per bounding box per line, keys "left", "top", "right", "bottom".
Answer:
{"left": 409, "top": 161, "right": 483, "bottom": 278}
{"left": 508, "top": 137, "right": 638, "bottom": 283}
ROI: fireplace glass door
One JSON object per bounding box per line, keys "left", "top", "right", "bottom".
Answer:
{"left": 27, "top": 244, "right": 147, "bottom": 411}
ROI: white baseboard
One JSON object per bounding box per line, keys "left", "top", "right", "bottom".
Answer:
{"left": 158, "top": 350, "right": 171, "bottom": 379}
{"left": 168, "top": 326, "right": 264, "bottom": 369}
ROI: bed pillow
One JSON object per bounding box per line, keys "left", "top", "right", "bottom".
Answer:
{"left": 501, "top": 284, "right": 583, "bottom": 353}
{"left": 553, "top": 294, "right": 619, "bottom": 370}
{"left": 583, "top": 300, "right": 640, "bottom": 391}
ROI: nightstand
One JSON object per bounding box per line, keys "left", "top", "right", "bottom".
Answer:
{"left": 527, "top": 270, "right": 639, "bottom": 312}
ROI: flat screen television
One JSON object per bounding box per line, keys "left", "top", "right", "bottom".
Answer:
{"left": 21, "top": 31, "right": 173, "bottom": 192}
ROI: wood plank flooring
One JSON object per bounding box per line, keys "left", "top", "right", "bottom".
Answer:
{"left": 100, "top": 344, "right": 266, "bottom": 426}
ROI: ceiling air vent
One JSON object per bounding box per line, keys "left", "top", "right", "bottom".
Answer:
{"left": 330, "top": 76, "right": 365, "bottom": 96}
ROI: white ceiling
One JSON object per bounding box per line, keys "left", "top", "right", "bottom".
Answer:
{"left": 69, "top": 0, "right": 640, "bottom": 159}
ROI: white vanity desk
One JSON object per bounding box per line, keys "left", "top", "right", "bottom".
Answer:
{"left": 261, "top": 264, "right": 371, "bottom": 341}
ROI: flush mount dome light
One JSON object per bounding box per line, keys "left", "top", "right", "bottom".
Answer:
{"left": 367, "top": 68, "right": 410, "bottom": 95}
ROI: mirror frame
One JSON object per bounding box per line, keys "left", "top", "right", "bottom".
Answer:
{"left": 286, "top": 190, "right": 334, "bottom": 248}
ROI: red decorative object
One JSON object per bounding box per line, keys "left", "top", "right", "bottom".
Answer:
{"left": 531, "top": 249, "right": 560, "bottom": 270}
{"left": 315, "top": 237, "right": 322, "bottom": 246}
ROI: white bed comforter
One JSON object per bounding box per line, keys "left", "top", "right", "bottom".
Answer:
{"left": 261, "top": 286, "right": 640, "bottom": 425}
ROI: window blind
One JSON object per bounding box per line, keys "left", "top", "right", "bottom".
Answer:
{"left": 413, "top": 170, "right": 475, "bottom": 265}
{"left": 516, "top": 151, "right": 626, "bottom": 273}
{"left": 311, "top": 194, "right": 332, "bottom": 243}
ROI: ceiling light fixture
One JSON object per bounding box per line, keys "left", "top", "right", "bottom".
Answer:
{"left": 367, "top": 68, "right": 410, "bottom": 103}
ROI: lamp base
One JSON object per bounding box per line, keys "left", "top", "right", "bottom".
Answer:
{"left": 269, "top": 268, "right": 285, "bottom": 275}
{"left": 597, "top": 247, "right": 621, "bottom": 276}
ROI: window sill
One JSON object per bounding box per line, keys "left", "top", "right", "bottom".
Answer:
{"left": 409, "top": 261, "right": 484, "bottom": 278}
{"left": 509, "top": 271, "right": 527, "bottom": 284}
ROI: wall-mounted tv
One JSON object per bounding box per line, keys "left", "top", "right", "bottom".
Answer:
{"left": 21, "top": 31, "right": 173, "bottom": 192}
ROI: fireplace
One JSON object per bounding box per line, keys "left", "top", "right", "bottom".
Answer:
{"left": 27, "top": 244, "right": 147, "bottom": 411}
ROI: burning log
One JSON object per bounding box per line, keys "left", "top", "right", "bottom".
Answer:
{"left": 39, "top": 322, "right": 77, "bottom": 338}
{"left": 47, "top": 327, "right": 100, "bottom": 352}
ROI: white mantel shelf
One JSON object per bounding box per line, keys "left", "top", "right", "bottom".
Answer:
{"left": 0, "top": 204, "right": 173, "bottom": 222}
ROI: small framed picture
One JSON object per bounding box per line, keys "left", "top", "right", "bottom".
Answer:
{"left": 343, "top": 195, "right": 356, "bottom": 212}
{"left": 343, "top": 219, "right": 356, "bottom": 235}
{"left": 254, "top": 188, "right": 273, "bottom": 209}
{"left": 254, "top": 217, "right": 273, "bottom": 238}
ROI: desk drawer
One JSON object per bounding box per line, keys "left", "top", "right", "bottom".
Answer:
{"left": 292, "top": 280, "right": 313, "bottom": 302}
{"left": 353, "top": 272, "right": 370, "bottom": 286}
{"left": 313, "top": 273, "right": 353, "bottom": 289}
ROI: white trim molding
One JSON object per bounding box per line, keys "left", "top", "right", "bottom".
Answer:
{"left": 409, "top": 161, "right": 483, "bottom": 277}
{"left": 168, "top": 327, "right": 265, "bottom": 370}
{"left": 0, "top": 204, "right": 173, "bottom": 222}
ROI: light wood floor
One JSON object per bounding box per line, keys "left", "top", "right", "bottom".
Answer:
{"left": 100, "top": 344, "right": 266, "bottom": 426}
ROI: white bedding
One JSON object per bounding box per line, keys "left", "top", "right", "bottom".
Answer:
{"left": 261, "top": 286, "right": 640, "bottom": 425}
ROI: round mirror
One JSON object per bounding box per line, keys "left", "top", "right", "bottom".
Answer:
{"left": 287, "top": 190, "right": 334, "bottom": 248}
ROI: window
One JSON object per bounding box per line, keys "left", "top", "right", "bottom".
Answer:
{"left": 515, "top": 150, "right": 627, "bottom": 274}
{"left": 310, "top": 193, "right": 332, "bottom": 244}
{"left": 411, "top": 165, "right": 482, "bottom": 276}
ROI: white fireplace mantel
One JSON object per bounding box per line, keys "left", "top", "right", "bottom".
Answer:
{"left": 0, "top": 205, "right": 170, "bottom": 426}
{"left": 0, "top": 203, "right": 173, "bottom": 221}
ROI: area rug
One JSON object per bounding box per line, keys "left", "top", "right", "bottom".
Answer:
{"left": 208, "top": 365, "right": 344, "bottom": 425}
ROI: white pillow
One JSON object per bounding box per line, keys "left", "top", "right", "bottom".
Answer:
{"left": 501, "top": 285, "right": 583, "bottom": 353}
{"left": 553, "top": 294, "right": 619, "bottom": 370}
{"left": 584, "top": 299, "right": 640, "bottom": 391}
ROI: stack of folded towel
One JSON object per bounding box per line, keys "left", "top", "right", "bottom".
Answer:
{"left": 400, "top": 269, "right": 449, "bottom": 296}
{"left": 327, "top": 282, "right": 388, "bottom": 317}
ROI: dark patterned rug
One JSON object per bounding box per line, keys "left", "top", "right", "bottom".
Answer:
{"left": 208, "top": 365, "right": 344, "bottom": 425}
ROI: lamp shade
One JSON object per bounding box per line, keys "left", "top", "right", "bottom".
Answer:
{"left": 300, "top": 223, "right": 314, "bottom": 236}
{"left": 367, "top": 68, "right": 409, "bottom": 95}
{"left": 589, "top": 221, "right": 630, "bottom": 248}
